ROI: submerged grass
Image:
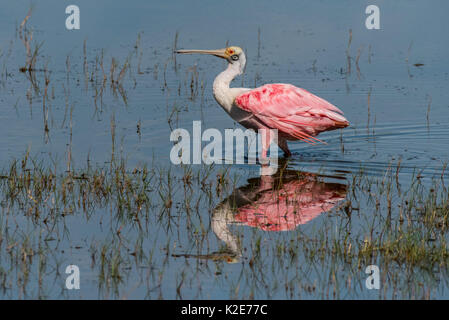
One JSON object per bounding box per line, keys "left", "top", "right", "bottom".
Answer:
{"left": 0, "top": 151, "right": 448, "bottom": 298}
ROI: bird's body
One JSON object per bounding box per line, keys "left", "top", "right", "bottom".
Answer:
{"left": 176, "top": 46, "right": 349, "bottom": 158}
{"left": 205, "top": 169, "right": 347, "bottom": 262}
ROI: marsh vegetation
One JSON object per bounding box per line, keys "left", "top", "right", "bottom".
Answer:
{"left": 0, "top": 3, "right": 448, "bottom": 299}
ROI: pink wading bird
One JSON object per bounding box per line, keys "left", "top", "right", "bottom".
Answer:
{"left": 172, "top": 170, "right": 347, "bottom": 263}
{"left": 176, "top": 46, "right": 349, "bottom": 162}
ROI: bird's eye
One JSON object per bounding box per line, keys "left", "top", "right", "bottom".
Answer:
{"left": 231, "top": 55, "right": 239, "bottom": 61}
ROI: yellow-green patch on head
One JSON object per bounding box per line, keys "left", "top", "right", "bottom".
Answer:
{"left": 225, "top": 46, "right": 243, "bottom": 57}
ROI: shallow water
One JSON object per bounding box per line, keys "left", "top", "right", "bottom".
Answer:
{"left": 0, "top": 0, "right": 448, "bottom": 299}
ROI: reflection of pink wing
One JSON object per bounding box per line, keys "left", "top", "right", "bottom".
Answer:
{"left": 234, "top": 84, "right": 349, "bottom": 144}
{"left": 234, "top": 178, "right": 345, "bottom": 231}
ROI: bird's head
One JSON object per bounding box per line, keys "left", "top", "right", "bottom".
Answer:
{"left": 176, "top": 46, "right": 246, "bottom": 74}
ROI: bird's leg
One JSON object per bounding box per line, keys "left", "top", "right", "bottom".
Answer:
{"left": 278, "top": 137, "right": 292, "bottom": 157}
{"left": 259, "top": 174, "right": 275, "bottom": 190}
{"left": 259, "top": 128, "right": 279, "bottom": 176}
{"left": 260, "top": 128, "right": 272, "bottom": 165}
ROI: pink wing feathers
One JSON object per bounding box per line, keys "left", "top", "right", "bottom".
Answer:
{"left": 234, "top": 84, "right": 349, "bottom": 144}
{"left": 234, "top": 175, "right": 347, "bottom": 231}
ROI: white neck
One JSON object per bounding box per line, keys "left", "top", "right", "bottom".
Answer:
{"left": 212, "top": 203, "right": 241, "bottom": 256}
{"left": 212, "top": 61, "right": 245, "bottom": 113}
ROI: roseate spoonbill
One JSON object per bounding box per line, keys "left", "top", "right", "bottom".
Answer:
{"left": 216, "top": 169, "right": 347, "bottom": 232}
{"left": 176, "top": 46, "right": 349, "bottom": 159}
{"left": 172, "top": 168, "right": 347, "bottom": 263}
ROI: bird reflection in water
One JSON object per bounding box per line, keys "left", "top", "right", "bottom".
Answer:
{"left": 172, "top": 169, "right": 347, "bottom": 263}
